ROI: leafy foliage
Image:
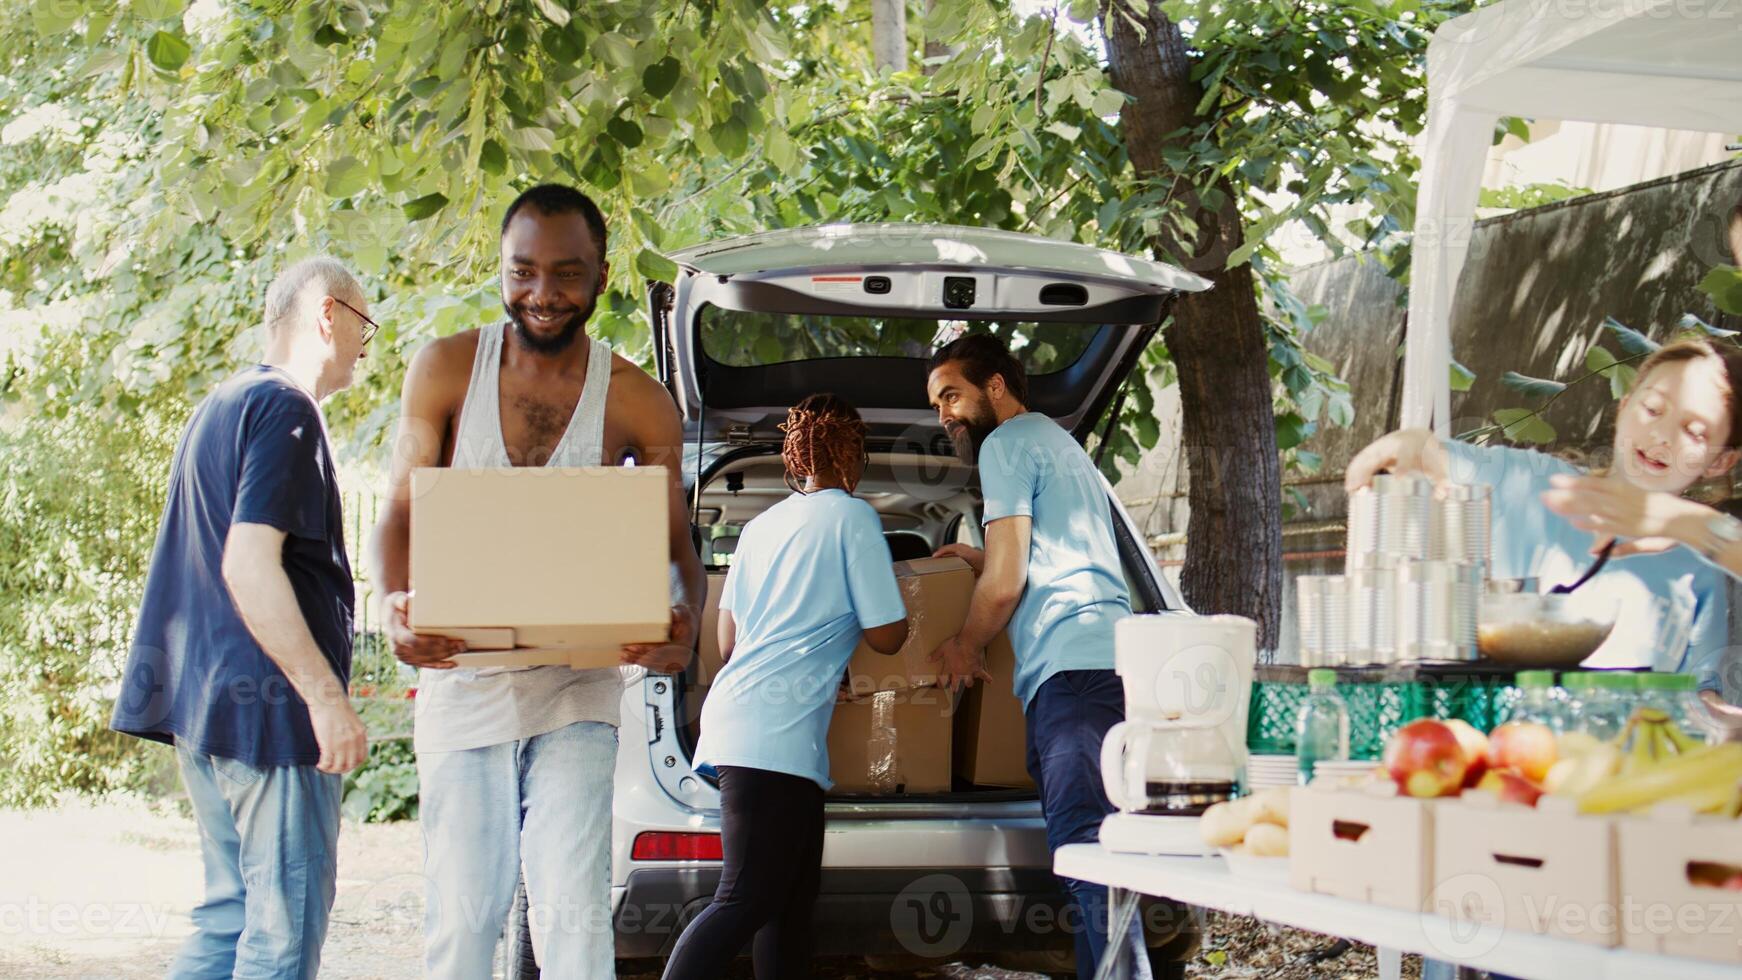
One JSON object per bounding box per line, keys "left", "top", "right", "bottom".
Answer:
{"left": 0, "top": 0, "right": 1467, "bottom": 803}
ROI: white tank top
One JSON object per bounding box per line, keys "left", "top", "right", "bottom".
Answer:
{"left": 414, "top": 323, "right": 630, "bottom": 754}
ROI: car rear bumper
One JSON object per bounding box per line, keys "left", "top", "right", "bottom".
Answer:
{"left": 614, "top": 865, "right": 1087, "bottom": 959}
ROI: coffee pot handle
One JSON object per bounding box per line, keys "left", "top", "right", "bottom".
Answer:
{"left": 1101, "top": 721, "right": 1135, "bottom": 811}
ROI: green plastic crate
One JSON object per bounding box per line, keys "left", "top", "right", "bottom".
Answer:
{"left": 1246, "top": 666, "right": 1517, "bottom": 761}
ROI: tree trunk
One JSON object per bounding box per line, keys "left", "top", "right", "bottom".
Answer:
{"left": 1101, "top": 4, "right": 1284, "bottom": 650}
{"left": 872, "top": 0, "right": 907, "bottom": 72}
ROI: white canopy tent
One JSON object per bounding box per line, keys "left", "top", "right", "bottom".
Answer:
{"left": 1403, "top": 0, "right": 1742, "bottom": 432}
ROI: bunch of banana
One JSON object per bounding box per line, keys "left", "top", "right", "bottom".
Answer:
{"left": 1544, "top": 731, "right": 1622, "bottom": 796}
{"left": 1617, "top": 707, "right": 1705, "bottom": 777}
{"left": 1575, "top": 741, "right": 1742, "bottom": 816}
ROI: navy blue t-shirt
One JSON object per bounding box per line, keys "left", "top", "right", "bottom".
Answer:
{"left": 111, "top": 366, "right": 354, "bottom": 768}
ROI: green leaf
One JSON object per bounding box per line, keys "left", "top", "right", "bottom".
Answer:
{"left": 313, "top": 25, "right": 347, "bottom": 47}
{"left": 1601, "top": 316, "right": 1660, "bottom": 357}
{"left": 643, "top": 57, "right": 681, "bottom": 99}
{"left": 1044, "top": 121, "right": 1081, "bottom": 142}
{"left": 506, "top": 127, "right": 555, "bottom": 151}
{"left": 1492, "top": 408, "right": 1556, "bottom": 445}
{"left": 1500, "top": 371, "right": 1566, "bottom": 399}
{"left": 1610, "top": 364, "right": 1637, "bottom": 400}
{"left": 402, "top": 192, "right": 449, "bottom": 221}
{"left": 606, "top": 118, "right": 644, "bottom": 149}
{"left": 1091, "top": 87, "right": 1126, "bottom": 117}
{"left": 1678, "top": 313, "right": 1738, "bottom": 338}
{"left": 323, "top": 156, "right": 369, "bottom": 198}
{"left": 1274, "top": 412, "right": 1314, "bottom": 451}
{"left": 592, "top": 32, "right": 634, "bottom": 68}
{"left": 31, "top": 0, "right": 83, "bottom": 34}
{"left": 134, "top": 0, "right": 183, "bottom": 20}
{"left": 145, "top": 30, "right": 192, "bottom": 72}
{"left": 1697, "top": 266, "right": 1742, "bottom": 316}
{"left": 635, "top": 249, "right": 678, "bottom": 282}
{"left": 530, "top": 0, "right": 570, "bottom": 27}
{"left": 1448, "top": 358, "right": 1475, "bottom": 392}
{"left": 709, "top": 117, "right": 749, "bottom": 158}
{"left": 1584, "top": 345, "right": 1618, "bottom": 374}
{"left": 479, "top": 138, "right": 507, "bottom": 176}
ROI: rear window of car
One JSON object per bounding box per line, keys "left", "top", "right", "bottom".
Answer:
{"left": 699, "top": 307, "right": 1099, "bottom": 375}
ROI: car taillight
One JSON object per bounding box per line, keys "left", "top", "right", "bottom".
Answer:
{"left": 631, "top": 831, "right": 724, "bottom": 861}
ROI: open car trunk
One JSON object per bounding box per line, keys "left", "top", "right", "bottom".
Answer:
{"left": 644, "top": 223, "right": 1208, "bottom": 806}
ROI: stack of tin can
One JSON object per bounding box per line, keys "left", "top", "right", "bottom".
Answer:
{"left": 1296, "top": 475, "right": 1492, "bottom": 666}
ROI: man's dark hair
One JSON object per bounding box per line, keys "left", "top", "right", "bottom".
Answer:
{"left": 929, "top": 332, "right": 1029, "bottom": 405}
{"left": 500, "top": 183, "right": 608, "bottom": 252}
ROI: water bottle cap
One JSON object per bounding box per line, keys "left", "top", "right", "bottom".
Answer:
{"left": 1560, "top": 671, "right": 1600, "bottom": 690}
{"left": 1307, "top": 668, "right": 1338, "bottom": 687}
{"left": 1638, "top": 672, "right": 1696, "bottom": 692}
{"left": 1515, "top": 670, "right": 1554, "bottom": 688}
{"left": 1589, "top": 671, "right": 1639, "bottom": 691}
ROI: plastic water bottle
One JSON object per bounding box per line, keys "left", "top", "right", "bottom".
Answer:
{"left": 1499, "top": 670, "right": 1571, "bottom": 732}
{"left": 1296, "top": 668, "right": 1351, "bottom": 785}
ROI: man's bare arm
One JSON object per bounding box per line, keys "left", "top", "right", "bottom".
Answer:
{"left": 368, "top": 338, "right": 468, "bottom": 668}
{"left": 224, "top": 523, "right": 368, "bottom": 773}
{"left": 620, "top": 368, "right": 707, "bottom": 673}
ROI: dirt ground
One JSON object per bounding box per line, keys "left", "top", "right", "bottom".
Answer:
{"left": 0, "top": 799, "right": 1414, "bottom": 979}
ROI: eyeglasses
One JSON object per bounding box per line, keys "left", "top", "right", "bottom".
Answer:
{"left": 332, "top": 296, "right": 381, "bottom": 346}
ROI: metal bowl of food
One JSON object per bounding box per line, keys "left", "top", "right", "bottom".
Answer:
{"left": 1477, "top": 592, "right": 1616, "bottom": 669}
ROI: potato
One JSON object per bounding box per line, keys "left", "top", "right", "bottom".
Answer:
{"left": 1243, "top": 821, "right": 1289, "bottom": 858}
{"left": 1248, "top": 787, "right": 1291, "bottom": 828}
{"left": 1197, "top": 800, "right": 1253, "bottom": 847}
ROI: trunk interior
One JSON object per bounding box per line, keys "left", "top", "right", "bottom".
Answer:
{"left": 674, "top": 446, "right": 1160, "bottom": 805}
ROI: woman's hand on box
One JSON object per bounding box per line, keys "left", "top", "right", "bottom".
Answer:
{"left": 621, "top": 604, "right": 698, "bottom": 674}
{"left": 933, "top": 543, "right": 985, "bottom": 575}
{"left": 383, "top": 591, "right": 462, "bottom": 669}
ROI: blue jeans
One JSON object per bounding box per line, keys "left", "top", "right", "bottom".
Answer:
{"left": 169, "top": 745, "right": 341, "bottom": 980}
{"left": 1026, "top": 669, "right": 1153, "bottom": 980}
{"left": 418, "top": 720, "right": 618, "bottom": 978}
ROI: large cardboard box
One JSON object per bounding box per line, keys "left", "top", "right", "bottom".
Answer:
{"left": 1290, "top": 781, "right": 1436, "bottom": 911}
{"left": 954, "top": 632, "right": 1034, "bottom": 789}
{"left": 1430, "top": 795, "right": 1619, "bottom": 946}
{"left": 843, "top": 557, "right": 974, "bottom": 695}
{"left": 1618, "top": 807, "right": 1742, "bottom": 963}
{"left": 827, "top": 686, "right": 957, "bottom": 795}
{"left": 408, "top": 466, "right": 671, "bottom": 669}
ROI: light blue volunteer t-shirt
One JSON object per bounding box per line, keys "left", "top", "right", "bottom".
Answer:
{"left": 979, "top": 412, "right": 1133, "bottom": 710}
{"left": 1444, "top": 440, "right": 1730, "bottom": 693}
{"left": 694, "top": 489, "right": 907, "bottom": 790}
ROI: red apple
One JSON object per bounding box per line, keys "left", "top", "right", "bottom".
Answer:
{"left": 1383, "top": 719, "right": 1470, "bottom": 798}
{"left": 1445, "top": 719, "right": 1490, "bottom": 788}
{"left": 1475, "top": 769, "right": 1544, "bottom": 808}
{"left": 1488, "top": 722, "right": 1558, "bottom": 784}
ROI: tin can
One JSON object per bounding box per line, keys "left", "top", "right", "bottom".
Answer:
{"left": 1394, "top": 560, "right": 1482, "bottom": 662}
{"left": 1432, "top": 483, "right": 1492, "bottom": 566}
{"left": 1297, "top": 575, "right": 1349, "bottom": 667}
{"left": 1346, "top": 564, "right": 1397, "bottom": 665}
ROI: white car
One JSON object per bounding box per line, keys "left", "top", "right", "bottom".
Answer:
{"left": 604, "top": 223, "right": 1212, "bottom": 977}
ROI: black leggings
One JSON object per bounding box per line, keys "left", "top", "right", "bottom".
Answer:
{"left": 662, "top": 766, "right": 826, "bottom": 980}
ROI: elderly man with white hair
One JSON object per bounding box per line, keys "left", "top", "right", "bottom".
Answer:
{"left": 111, "top": 256, "right": 376, "bottom": 979}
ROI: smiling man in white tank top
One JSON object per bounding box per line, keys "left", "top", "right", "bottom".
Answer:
{"left": 369, "top": 185, "right": 705, "bottom": 977}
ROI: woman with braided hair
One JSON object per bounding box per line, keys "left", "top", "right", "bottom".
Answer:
{"left": 664, "top": 394, "right": 910, "bottom": 979}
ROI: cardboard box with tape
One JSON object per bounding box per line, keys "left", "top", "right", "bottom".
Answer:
{"left": 842, "top": 556, "right": 973, "bottom": 695}
{"left": 408, "top": 466, "right": 671, "bottom": 669}
{"left": 828, "top": 685, "right": 958, "bottom": 795}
